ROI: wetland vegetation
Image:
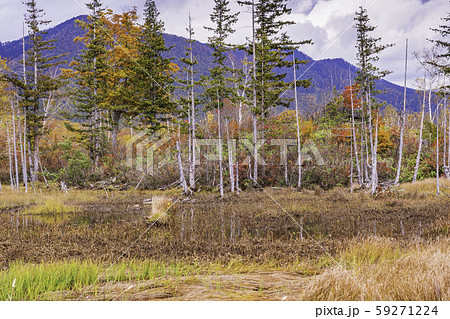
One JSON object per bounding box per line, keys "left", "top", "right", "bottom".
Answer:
{"left": 0, "top": 179, "right": 448, "bottom": 300}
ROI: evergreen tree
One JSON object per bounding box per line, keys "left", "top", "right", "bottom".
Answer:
{"left": 134, "top": 0, "right": 177, "bottom": 131}
{"left": 203, "top": 0, "right": 239, "bottom": 197}
{"left": 67, "top": 0, "right": 108, "bottom": 168}
{"left": 179, "top": 14, "right": 200, "bottom": 189}
{"left": 5, "top": 0, "right": 66, "bottom": 182}
{"left": 354, "top": 7, "right": 393, "bottom": 100}
{"left": 238, "top": 0, "right": 311, "bottom": 182}
{"left": 430, "top": 8, "right": 449, "bottom": 85}
{"left": 237, "top": 0, "right": 311, "bottom": 116}
{"left": 354, "top": 6, "right": 393, "bottom": 193}
{"left": 203, "top": 0, "right": 239, "bottom": 106}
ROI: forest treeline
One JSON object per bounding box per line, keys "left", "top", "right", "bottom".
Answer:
{"left": 0, "top": 0, "right": 449, "bottom": 195}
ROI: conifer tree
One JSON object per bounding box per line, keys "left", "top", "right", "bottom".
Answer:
{"left": 354, "top": 6, "right": 393, "bottom": 193}
{"left": 134, "top": 0, "right": 177, "bottom": 130}
{"left": 4, "top": 0, "right": 66, "bottom": 182}
{"left": 179, "top": 14, "right": 200, "bottom": 189}
{"left": 238, "top": 0, "right": 311, "bottom": 183}
{"left": 204, "top": 0, "right": 239, "bottom": 197}
{"left": 430, "top": 9, "right": 449, "bottom": 82}
{"left": 68, "top": 0, "right": 108, "bottom": 169}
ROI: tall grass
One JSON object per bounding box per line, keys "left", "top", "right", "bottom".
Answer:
{"left": 0, "top": 186, "right": 104, "bottom": 214}
{"left": 146, "top": 196, "right": 172, "bottom": 223}
{"left": 0, "top": 259, "right": 196, "bottom": 301}
{"left": 398, "top": 178, "right": 450, "bottom": 198}
{"left": 301, "top": 238, "right": 449, "bottom": 301}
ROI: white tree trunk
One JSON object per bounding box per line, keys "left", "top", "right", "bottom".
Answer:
{"left": 22, "top": 21, "right": 28, "bottom": 192}
{"left": 444, "top": 108, "right": 447, "bottom": 167}
{"left": 32, "top": 43, "right": 39, "bottom": 183}
{"left": 188, "top": 15, "right": 196, "bottom": 189}
{"left": 226, "top": 119, "right": 235, "bottom": 193}
{"left": 413, "top": 86, "right": 426, "bottom": 182}
{"left": 372, "top": 113, "right": 379, "bottom": 194}
{"left": 293, "top": 50, "right": 302, "bottom": 188}
{"left": 366, "top": 90, "right": 378, "bottom": 194}
{"left": 349, "top": 70, "right": 361, "bottom": 185}
{"left": 395, "top": 39, "right": 408, "bottom": 185}
{"left": 252, "top": 0, "right": 258, "bottom": 183}
{"left": 361, "top": 121, "right": 367, "bottom": 183}
{"left": 447, "top": 89, "right": 450, "bottom": 172}
{"left": 436, "top": 107, "right": 440, "bottom": 196}
{"left": 217, "top": 93, "right": 224, "bottom": 198}
{"left": 176, "top": 138, "right": 189, "bottom": 195}
{"left": 7, "top": 122, "right": 15, "bottom": 189}
{"left": 350, "top": 132, "right": 354, "bottom": 193}
{"left": 17, "top": 113, "right": 27, "bottom": 192}
{"left": 11, "top": 102, "right": 20, "bottom": 189}
{"left": 428, "top": 85, "right": 433, "bottom": 122}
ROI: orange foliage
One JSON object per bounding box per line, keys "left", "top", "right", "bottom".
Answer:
{"left": 342, "top": 84, "right": 361, "bottom": 110}
{"left": 332, "top": 123, "right": 352, "bottom": 142}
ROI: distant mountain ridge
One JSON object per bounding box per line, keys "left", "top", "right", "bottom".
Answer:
{"left": 0, "top": 15, "right": 421, "bottom": 112}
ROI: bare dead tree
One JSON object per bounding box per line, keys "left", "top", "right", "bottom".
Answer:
{"left": 395, "top": 39, "right": 409, "bottom": 185}
{"left": 293, "top": 50, "right": 302, "bottom": 188}
{"left": 436, "top": 104, "right": 440, "bottom": 196}
{"left": 349, "top": 69, "right": 362, "bottom": 184}
{"left": 11, "top": 101, "right": 19, "bottom": 189}
{"left": 7, "top": 121, "right": 15, "bottom": 190}
{"left": 251, "top": 0, "right": 258, "bottom": 183}
{"left": 22, "top": 21, "right": 28, "bottom": 192}
{"left": 413, "top": 76, "right": 427, "bottom": 182}
{"left": 176, "top": 127, "right": 190, "bottom": 195}
{"left": 226, "top": 119, "right": 235, "bottom": 193}
{"left": 217, "top": 90, "right": 224, "bottom": 198}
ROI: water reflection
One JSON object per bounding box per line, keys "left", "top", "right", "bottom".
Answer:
{"left": 2, "top": 202, "right": 428, "bottom": 242}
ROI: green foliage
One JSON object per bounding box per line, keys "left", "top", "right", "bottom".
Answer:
{"left": 67, "top": 0, "right": 109, "bottom": 167}
{"left": 202, "top": 0, "right": 239, "bottom": 110}
{"left": 134, "top": 0, "right": 177, "bottom": 129}
{"left": 3, "top": 1, "right": 66, "bottom": 183}
{"left": 239, "top": 0, "right": 312, "bottom": 115}
{"left": 0, "top": 259, "right": 195, "bottom": 300}
{"left": 430, "top": 9, "right": 450, "bottom": 81}
{"left": 45, "top": 139, "right": 91, "bottom": 186}
{"left": 424, "top": 120, "right": 438, "bottom": 141}
{"left": 354, "top": 6, "right": 393, "bottom": 99}
{"left": 320, "top": 91, "right": 351, "bottom": 128}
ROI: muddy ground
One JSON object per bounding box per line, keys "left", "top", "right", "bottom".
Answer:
{"left": 1, "top": 190, "right": 448, "bottom": 268}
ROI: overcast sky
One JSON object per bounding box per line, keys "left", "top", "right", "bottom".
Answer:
{"left": 0, "top": 0, "right": 448, "bottom": 87}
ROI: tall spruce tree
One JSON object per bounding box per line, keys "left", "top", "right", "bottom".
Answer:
{"left": 68, "top": 0, "right": 108, "bottom": 169}
{"left": 238, "top": 0, "right": 311, "bottom": 183}
{"left": 7, "top": 0, "right": 66, "bottom": 182}
{"left": 179, "top": 14, "right": 200, "bottom": 189}
{"left": 430, "top": 9, "right": 450, "bottom": 83}
{"left": 134, "top": 0, "right": 177, "bottom": 131}
{"left": 354, "top": 6, "right": 393, "bottom": 193}
{"left": 203, "top": 0, "right": 239, "bottom": 197}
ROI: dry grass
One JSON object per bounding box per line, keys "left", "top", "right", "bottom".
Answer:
{"left": 146, "top": 196, "right": 173, "bottom": 224}
{"left": 397, "top": 178, "right": 450, "bottom": 198}
{"left": 0, "top": 186, "right": 103, "bottom": 211}
{"left": 1, "top": 186, "right": 448, "bottom": 300}
{"left": 301, "top": 237, "right": 449, "bottom": 301}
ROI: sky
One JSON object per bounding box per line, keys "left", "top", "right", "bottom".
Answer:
{"left": 0, "top": 0, "right": 448, "bottom": 87}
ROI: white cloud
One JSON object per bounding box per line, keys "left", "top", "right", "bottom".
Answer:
{"left": 287, "top": 0, "right": 449, "bottom": 86}
{"left": 0, "top": 0, "right": 448, "bottom": 87}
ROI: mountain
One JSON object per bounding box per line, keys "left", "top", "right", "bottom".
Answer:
{"left": 0, "top": 15, "right": 421, "bottom": 112}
